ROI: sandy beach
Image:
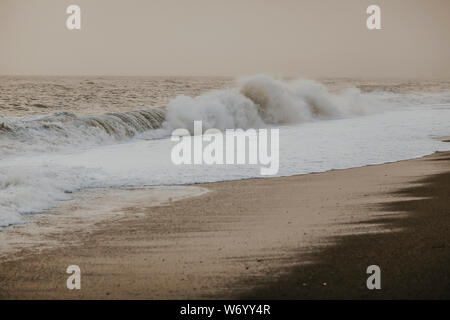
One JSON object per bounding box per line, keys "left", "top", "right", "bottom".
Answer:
{"left": 2, "top": 0, "right": 450, "bottom": 306}
{"left": 0, "top": 150, "right": 449, "bottom": 299}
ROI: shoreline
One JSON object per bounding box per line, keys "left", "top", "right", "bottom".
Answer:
{"left": 2, "top": 149, "right": 447, "bottom": 234}
{"left": 0, "top": 186, "right": 209, "bottom": 261}
{"left": 0, "top": 151, "right": 449, "bottom": 299}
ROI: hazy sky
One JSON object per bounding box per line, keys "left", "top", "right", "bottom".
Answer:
{"left": 1, "top": 0, "right": 449, "bottom": 78}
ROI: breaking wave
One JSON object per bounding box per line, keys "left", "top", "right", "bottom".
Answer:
{"left": 163, "top": 75, "right": 387, "bottom": 134}
{"left": 0, "top": 108, "right": 165, "bottom": 157}
{"left": 1, "top": 75, "right": 391, "bottom": 158}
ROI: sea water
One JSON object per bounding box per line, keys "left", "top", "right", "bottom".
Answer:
{"left": 1, "top": 75, "right": 449, "bottom": 227}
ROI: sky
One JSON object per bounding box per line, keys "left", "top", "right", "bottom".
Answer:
{"left": 1, "top": 0, "right": 449, "bottom": 78}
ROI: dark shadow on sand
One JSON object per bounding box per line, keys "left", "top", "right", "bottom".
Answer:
{"left": 240, "top": 156, "right": 450, "bottom": 299}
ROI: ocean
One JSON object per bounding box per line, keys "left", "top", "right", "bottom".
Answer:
{"left": 1, "top": 75, "right": 450, "bottom": 227}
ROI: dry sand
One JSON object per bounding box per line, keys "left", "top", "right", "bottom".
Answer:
{"left": 0, "top": 152, "right": 449, "bottom": 299}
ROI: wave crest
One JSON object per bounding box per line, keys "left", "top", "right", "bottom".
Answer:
{"left": 0, "top": 108, "right": 165, "bottom": 157}
{"left": 163, "top": 75, "right": 385, "bottom": 133}
{"left": 1, "top": 75, "right": 389, "bottom": 157}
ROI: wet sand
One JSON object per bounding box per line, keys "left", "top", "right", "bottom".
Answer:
{"left": 0, "top": 152, "right": 449, "bottom": 299}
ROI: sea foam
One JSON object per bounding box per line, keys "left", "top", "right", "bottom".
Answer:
{"left": 1, "top": 76, "right": 449, "bottom": 228}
